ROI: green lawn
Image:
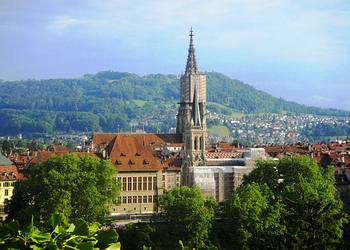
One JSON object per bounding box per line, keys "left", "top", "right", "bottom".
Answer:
{"left": 132, "top": 99, "right": 146, "bottom": 107}
{"left": 208, "top": 125, "right": 231, "bottom": 138}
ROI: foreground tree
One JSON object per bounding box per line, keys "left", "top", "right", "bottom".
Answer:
{"left": 0, "top": 212, "right": 121, "bottom": 249}
{"left": 227, "top": 183, "right": 285, "bottom": 249}
{"left": 227, "top": 156, "right": 347, "bottom": 249}
{"left": 7, "top": 154, "right": 120, "bottom": 225}
{"left": 158, "top": 186, "right": 216, "bottom": 249}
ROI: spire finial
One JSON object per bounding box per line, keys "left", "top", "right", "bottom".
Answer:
{"left": 185, "top": 27, "right": 198, "bottom": 74}
{"left": 190, "top": 27, "right": 194, "bottom": 39}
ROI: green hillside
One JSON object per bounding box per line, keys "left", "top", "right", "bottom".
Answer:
{"left": 0, "top": 71, "right": 348, "bottom": 136}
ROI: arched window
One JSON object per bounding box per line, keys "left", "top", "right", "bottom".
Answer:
{"left": 194, "top": 136, "right": 198, "bottom": 150}
{"left": 199, "top": 136, "right": 203, "bottom": 150}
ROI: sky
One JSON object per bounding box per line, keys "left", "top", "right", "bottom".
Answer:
{"left": 0, "top": 0, "right": 349, "bottom": 110}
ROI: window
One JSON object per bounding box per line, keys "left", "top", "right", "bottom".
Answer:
{"left": 4, "top": 182, "right": 9, "bottom": 187}
{"left": 122, "top": 177, "right": 127, "bottom": 191}
{"left": 194, "top": 137, "right": 198, "bottom": 150}
{"left": 143, "top": 196, "right": 147, "bottom": 203}
{"left": 148, "top": 195, "right": 152, "bottom": 203}
{"left": 122, "top": 196, "right": 127, "bottom": 204}
{"left": 4, "top": 189, "right": 9, "bottom": 196}
{"left": 162, "top": 175, "right": 165, "bottom": 181}
{"left": 153, "top": 177, "right": 157, "bottom": 190}
{"left": 138, "top": 177, "right": 142, "bottom": 190}
{"left": 153, "top": 195, "right": 158, "bottom": 203}
{"left": 148, "top": 177, "right": 152, "bottom": 190}
{"left": 143, "top": 177, "right": 147, "bottom": 190}
{"left": 200, "top": 136, "right": 203, "bottom": 150}
{"left": 128, "top": 196, "right": 132, "bottom": 204}
{"left": 117, "top": 177, "right": 121, "bottom": 184}
{"left": 138, "top": 196, "right": 142, "bottom": 203}
{"left": 11, "top": 182, "right": 14, "bottom": 187}
{"left": 133, "top": 196, "right": 137, "bottom": 203}
{"left": 128, "top": 177, "right": 132, "bottom": 191}
{"left": 133, "top": 177, "right": 137, "bottom": 190}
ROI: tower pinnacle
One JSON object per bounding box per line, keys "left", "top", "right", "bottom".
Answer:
{"left": 185, "top": 28, "right": 198, "bottom": 74}
{"left": 192, "top": 81, "right": 201, "bottom": 127}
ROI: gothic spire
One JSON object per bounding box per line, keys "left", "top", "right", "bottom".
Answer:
{"left": 185, "top": 27, "right": 198, "bottom": 74}
{"left": 192, "top": 81, "right": 201, "bottom": 127}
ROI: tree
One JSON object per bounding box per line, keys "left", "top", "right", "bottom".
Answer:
{"left": 340, "top": 189, "right": 350, "bottom": 248}
{"left": 0, "top": 212, "right": 121, "bottom": 249}
{"left": 229, "top": 156, "right": 347, "bottom": 249}
{"left": 7, "top": 154, "right": 120, "bottom": 225}
{"left": 158, "top": 186, "right": 216, "bottom": 249}
{"left": 226, "top": 183, "right": 285, "bottom": 249}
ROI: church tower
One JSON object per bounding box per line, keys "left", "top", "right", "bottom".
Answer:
{"left": 177, "top": 29, "right": 207, "bottom": 170}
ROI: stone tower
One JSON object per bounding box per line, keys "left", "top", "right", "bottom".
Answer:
{"left": 177, "top": 29, "right": 207, "bottom": 176}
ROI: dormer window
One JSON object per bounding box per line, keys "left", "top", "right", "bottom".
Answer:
{"left": 135, "top": 152, "right": 141, "bottom": 156}
{"left": 120, "top": 153, "right": 126, "bottom": 156}
{"left": 128, "top": 160, "right": 135, "bottom": 165}
{"left": 143, "top": 159, "right": 149, "bottom": 165}
{"left": 115, "top": 160, "right": 122, "bottom": 165}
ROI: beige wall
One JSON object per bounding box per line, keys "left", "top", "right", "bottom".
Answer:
{"left": 0, "top": 180, "right": 15, "bottom": 221}
{"left": 110, "top": 170, "right": 181, "bottom": 215}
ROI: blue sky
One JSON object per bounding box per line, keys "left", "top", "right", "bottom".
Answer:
{"left": 0, "top": 0, "right": 349, "bottom": 110}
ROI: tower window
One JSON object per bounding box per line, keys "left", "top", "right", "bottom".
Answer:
{"left": 194, "top": 137, "right": 198, "bottom": 150}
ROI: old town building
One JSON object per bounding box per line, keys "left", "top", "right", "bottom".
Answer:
{"left": 91, "top": 133, "right": 182, "bottom": 215}
{"left": 0, "top": 153, "right": 24, "bottom": 220}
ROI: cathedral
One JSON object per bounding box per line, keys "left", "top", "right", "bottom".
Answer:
{"left": 91, "top": 30, "right": 265, "bottom": 215}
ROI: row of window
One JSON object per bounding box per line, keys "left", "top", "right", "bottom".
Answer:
{"left": 119, "top": 176, "right": 157, "bottom": 191}
{"left": 0, "top": 182, "right": 14, "bottom": 187}
{"left": 121, "top": 195, "right": 157, "bottom": 204}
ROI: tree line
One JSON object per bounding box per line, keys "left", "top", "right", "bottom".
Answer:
{"left": 2, "top": 154, "right": 350, "bottom": 249}
{"left": 1, "top": 71, "right": 349, "bottom": 136}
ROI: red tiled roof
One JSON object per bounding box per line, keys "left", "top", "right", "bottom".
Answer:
{"left": 100, "top": 133, "right": 182, "bottom": 172}
{"left": 92, "top": 133, "right": 183, "bottom": 150}
{"left": 0, "top": 165, "right": 25, "bottom": 181}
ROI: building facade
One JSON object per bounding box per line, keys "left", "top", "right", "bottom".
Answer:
{"left": 0, "top": 153, "right": 23, "bottom": 221}
{"left": 91, "top": 133, "right": 182, "bottom": 216}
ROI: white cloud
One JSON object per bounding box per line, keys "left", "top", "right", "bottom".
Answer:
{"left": 47, "top": 16, "right": 83, "bottom": 32}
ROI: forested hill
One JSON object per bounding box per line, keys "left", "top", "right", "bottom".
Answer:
{"left": 0, "top": 71, "right": 349, "bottom": 136}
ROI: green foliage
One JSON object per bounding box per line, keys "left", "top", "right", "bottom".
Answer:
{"left": 7, "top": 154, "right": 120, "bottom": 225}
{"left": 206, "top": 72, "right": 350, "bottom": 116}
{"left": 301, "top": 123, "right": 350, "bottom": 141}
{"left": 118, "top": 223, "right": 155, "bottom": 250}
{"left": 227, "top": 156, "right": 347, "bottom": 249}
{"left": 158, "top": 186, "right": 217, "bottom": 249}
{"left": 226, "top": 183, "right": 286, "bottom": 249}
{"left": 0, "top": 212, "right": 121, "bottom": 249}
{"left": 0, "top": 71, "right": 349, "bottom": 136}
{"left": 0, "top": 138, "right": 46, "bottom": 156}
